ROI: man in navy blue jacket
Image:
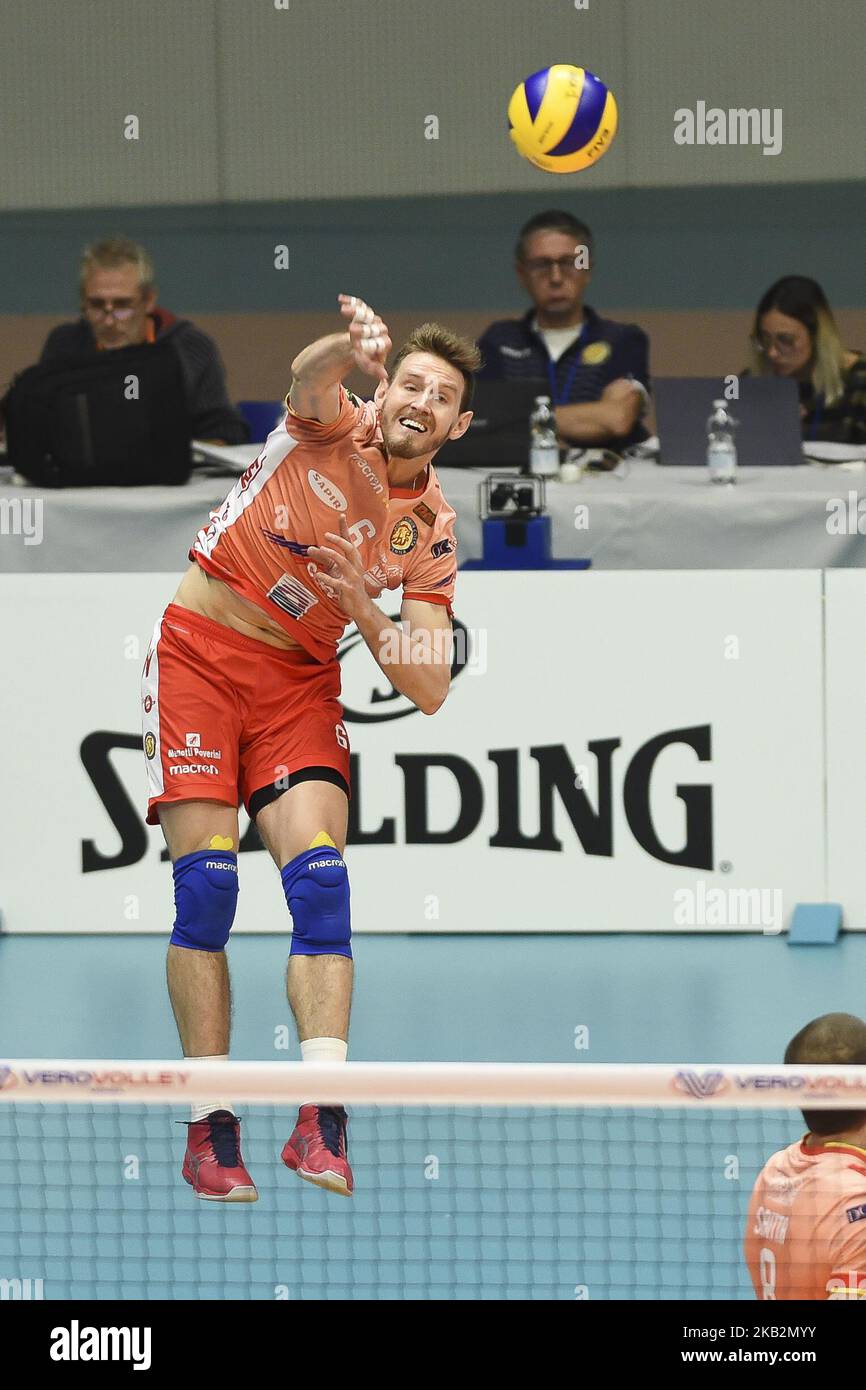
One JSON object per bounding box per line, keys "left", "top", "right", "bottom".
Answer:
{"left": 477, "top": 211, "right": 651, "bottom": 451}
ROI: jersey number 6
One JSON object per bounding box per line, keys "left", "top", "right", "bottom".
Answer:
{"left": 346, "top": 518, "right": 376, "bottom": 547}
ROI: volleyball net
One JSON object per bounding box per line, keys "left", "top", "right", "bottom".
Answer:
{"left": 2, "top": 1061, "right": 864, "bottom": 1301}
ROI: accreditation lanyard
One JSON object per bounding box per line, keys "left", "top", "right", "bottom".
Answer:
{"left": 544, "top": 323, "right": 589, "bottom": 406}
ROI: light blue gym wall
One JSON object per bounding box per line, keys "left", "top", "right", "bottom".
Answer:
{"left": 1, "top": 934, "right": 862, "bottom": 1066}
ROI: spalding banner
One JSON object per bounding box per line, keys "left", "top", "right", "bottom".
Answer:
{"left": 0, "top": 570, "right": 826, "bottom": 934}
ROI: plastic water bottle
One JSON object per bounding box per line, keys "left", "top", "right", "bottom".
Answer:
{"left": 706, "top": 399, "right": 738, "bottom": 484}
{"left": 529, "top": 395, "right": 560, "bottom": 476}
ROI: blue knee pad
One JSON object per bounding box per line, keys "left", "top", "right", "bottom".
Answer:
{"left": 281, "top": 848, "right": 352, "bottom": 959}
{"left": 170, "top": 850, "right": 238, "bottom": 952}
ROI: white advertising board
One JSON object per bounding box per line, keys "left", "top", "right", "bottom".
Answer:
{"left": 0, "top": 570, "right": 825, "bottom": 934}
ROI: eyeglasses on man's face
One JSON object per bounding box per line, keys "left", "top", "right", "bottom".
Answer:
{"left": 83, "top": 297, "right": 143, "bottom": 321}
{"left": 521, "top": 255, "right": 586, "bottom": 279}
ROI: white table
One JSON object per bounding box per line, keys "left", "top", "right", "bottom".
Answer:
{"left": 1, "top": 461, "right": 864, "bottom": 572}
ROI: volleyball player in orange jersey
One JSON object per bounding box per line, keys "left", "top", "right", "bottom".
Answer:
{"left": 141, "top": 296, "right": 480, "bottom": 1199}
{"left": 745, "top": 1013, "right": 866, "bottom": 1298}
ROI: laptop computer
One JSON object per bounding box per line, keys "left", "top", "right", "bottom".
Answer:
{"left": 434, "top": 379, "right": 548, "bottom": 468}
{"left": 654, "top": 376, "right": 803, "bottom": 467}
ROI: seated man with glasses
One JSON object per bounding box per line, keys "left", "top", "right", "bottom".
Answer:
{"left": 476, "top": 210, "right": 650, "bottom": 451}
{"left": 747, "top": 276, "right": 866, "bottom": 445}
{"left": 39, "top": 235, "right": 249, "bottom": 444}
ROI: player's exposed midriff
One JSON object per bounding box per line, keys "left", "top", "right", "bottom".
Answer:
{"left": 172, "top": 560, "right": 304, "bottom": 652}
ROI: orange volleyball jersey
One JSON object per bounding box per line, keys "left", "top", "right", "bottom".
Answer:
{"left": 744, "top": 1137, "right": 866, "bottom": 1299}
{"left": 190, "top": 386, "right": 457, "bottom": 662}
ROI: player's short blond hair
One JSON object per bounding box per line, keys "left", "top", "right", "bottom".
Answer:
{"left": 79, "top": 236, "right": 155, "bottom": 297}
{"left": 391, "top": 323, "right": 482, "bottom": 413}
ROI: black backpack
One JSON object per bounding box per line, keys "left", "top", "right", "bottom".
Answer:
{"left": 3, "top": 339, "right": 193, "bottom": 487}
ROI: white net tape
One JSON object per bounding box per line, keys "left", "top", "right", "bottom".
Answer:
{"left": 1, "top": 1060, "right": 865, "bottom": 1107}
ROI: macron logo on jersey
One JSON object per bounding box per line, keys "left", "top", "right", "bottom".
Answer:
{"left": 350, "top": 453, "right": 385, "bottom": 496}
{"left": 846, "top": 1204, "right": 866, "bottom": 1224}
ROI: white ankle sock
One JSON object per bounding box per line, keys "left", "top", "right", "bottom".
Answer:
{"left": 187, "top": 1054, "right": 235, "bottom": 1122}
{"left": 300, "top": 1037, "right": 348, "bottom": 1064}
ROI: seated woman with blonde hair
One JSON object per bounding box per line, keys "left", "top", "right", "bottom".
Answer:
{"left": 749, "top": 276, "right": 866, "bottom": 444}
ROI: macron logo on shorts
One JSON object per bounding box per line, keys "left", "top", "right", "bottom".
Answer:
{"left": 309, "top": 858, "right": 344, "bottom": 871}
{"left": 205, "top": 860, "right": 237, "bottom": 872}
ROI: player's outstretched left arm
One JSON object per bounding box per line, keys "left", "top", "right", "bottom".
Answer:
{"left": 307, "top": 516, "right": 452, "bottom": 715}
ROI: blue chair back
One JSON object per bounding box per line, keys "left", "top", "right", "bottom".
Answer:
{"left": 237, "top": 400, "right": 285, "bottom": 441}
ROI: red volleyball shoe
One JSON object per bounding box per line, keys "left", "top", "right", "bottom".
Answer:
{"left": 281, "top": 1104, "right": 353, "bottom": 1196}
{"left": 182, "top": 1110, "right": 258, "bottom": 1202}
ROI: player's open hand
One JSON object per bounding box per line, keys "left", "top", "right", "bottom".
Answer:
{"left": 338, "top": 294, "right": 391, "bottom": 383}
{"left": 306, "top": 514, "right": 370, "bottom": 620}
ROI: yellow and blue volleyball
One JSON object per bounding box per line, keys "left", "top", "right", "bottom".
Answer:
{"left": 508, "top": 64, "right": 618, "bottom": 174}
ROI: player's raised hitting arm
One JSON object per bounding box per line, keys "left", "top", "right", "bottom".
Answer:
{"left": 289, "top": 294, "right": 392, "bottom": 423}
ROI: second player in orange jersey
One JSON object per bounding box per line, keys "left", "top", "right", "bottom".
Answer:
{"left": 744, "top": 1013, "right": 866, "bottom": 1299}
